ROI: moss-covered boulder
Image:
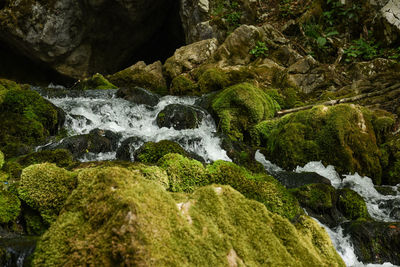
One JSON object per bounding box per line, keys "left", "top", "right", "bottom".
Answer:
{"left": 337, "top": 188, "right": 370, "bottom": 221}
{"left": 3, "top": 149, "right": 74, "bottom": 179}
{"left": 291, "top": 184, "right": 371, "bottom": 227}
{"left": 74, "top": 73, "right": 117, "bottom": 90}
{"left": 380, "top": 133, "right": 400, "bottom": 185}
{"left": 107, "top": 61, "right": 167, "bottom": 95}
{"left": 211, "top": 82, "right": 280, "bottom": 142}
{"left": 169, "top": 74, "right": 198, "bottom": 96}
{"left": 0, "top": 86, "right": 65, "bottom": 157}
{"left": 134, "top": 140, "right": 187, "bottom": 164}
{"left": 18, "top": 163, "right": 77, "bottom": 224}
{"left": 257, "top": 104, "right": 385, "bottom": 184}
{"left": 0, "top": 190, "right": 21, "bottom": 224}
{"left": 207, "top": 160, "right": 302, "bottom": 221}
{"left": 158, "top": 153, "right": 208, "bottom": 193}
{"left": 197, "top": 68, "right": 229, "bottom": 94}
{"left": 32, "top": 167, "right": 344, "bottom": 266}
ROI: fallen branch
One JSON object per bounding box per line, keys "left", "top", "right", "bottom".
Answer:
{"left": 277, "top": 83, "right": 400, "bottom": 116}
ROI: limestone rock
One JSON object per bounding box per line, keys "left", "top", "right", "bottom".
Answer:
{"left": 164, "top": 38, "right": 218, "bottom": 80}
{"left": 0, "top": 0, "right": 174, "bottom": 79}
{"left": 108, "top": 61, "right": 167, "bottom": 95}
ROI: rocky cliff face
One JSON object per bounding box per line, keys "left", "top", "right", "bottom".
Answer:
{"left": 0, "top": 0, "right": 183, "bottom": 79}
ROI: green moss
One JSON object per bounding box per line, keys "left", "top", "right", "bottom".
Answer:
{"left": 18, "top": 163, "right": 77, "bottom": 224}
{"left": 158, "top": 153, "right": 208, "bottom": 193}
{"left": 33, "top": 167, "right": 344, "bottom": 266}
{"left": 212, "top": 82, "right": 280, "bottom": 141}
{"left": 207, "top": 160, "right": 303, "bottom": 220}
{"left": 0, "top": 190, "right": 21, "bottom": 224}
{"left": 169, "top": 75, "right": 198, "bottom": 96}
{"left": 257, "top": 104, "right": 383, "bottom": 183}
{"left": 337, "top": 188, "right": 370, "bottom": 220}
{"left": 15, "top": 149, "right": 73, "bottom": 168}
{"left": 24, "top": 208, "right": 47, "bottom": 236}
{"left": 0, "top": 150, "right": 4, "bottom": 169}
{"left": 135, "top": 164, "right": 170, "bottom": 189}
{"left": 1, "top": 89, "right": 59, "bottom": 131}
{"left": 76, "top": 73, "right": 117, "bottom": 90}
{"left": 0, "top": 78, "right": 23, "bottom": 104}
{"left": 290, "top": 183, "right": 336, "bottom": 211}
{"left": 135, "top": 140, "right": 187, "bottom": 164}
{"left": 198, "top": 68, "right": 229, "bottom": 93}
{"left": 108, "top": 68, "right": 167, "bottom": 95}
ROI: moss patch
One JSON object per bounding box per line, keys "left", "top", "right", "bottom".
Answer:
{"left": 198, "top": 68, "right": 229, "bottom": 94}
{"left": 169, "top": 75, "right": 198, "bottom": 96}
{"left": 0, "top": 190, "right": 21, "bottom": 224}
{"left": 0, "top": 150, "right": 4, "bottom": 169}
{"left": 257, "top": 104, "right": 383, "bottom": 183}
{"left": 18, "top": 163, "right": 77, "bottom": 224}
{"left": 211, "top": 82, "right": 280, "bottom": 141}
{"left": 158, "top": 153, "right": 208, "bottom": 193}
{"left": 135, "top": 140, "right": 187, "bottom": 164}
{"left": 337, "top": 188, "right": 370, "bottom": 221}
{"left": 207, "top": 160, "right": 302, "bottom": 221}
{"left": 75, "top": 73, "right": 117, "bottom": 90}
{"left": 32, "top": 167, "right": 344, "bottom": 266}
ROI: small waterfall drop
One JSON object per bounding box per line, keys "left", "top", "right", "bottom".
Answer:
{"left": 39, "top": 89, "right": 230, "bottom": 163}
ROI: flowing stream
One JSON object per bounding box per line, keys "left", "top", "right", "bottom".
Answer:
{"left": 256, "top": 151, "right": 400, "bottom": 267}
{"left": 38, "top": 88, "right": 230, "bottom": 163}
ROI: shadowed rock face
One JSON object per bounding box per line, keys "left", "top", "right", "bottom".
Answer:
{"left": 0, "top": 0, "right": 184, "bottom": 80}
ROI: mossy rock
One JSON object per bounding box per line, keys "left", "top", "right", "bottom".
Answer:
{"left": 169, "top": 75, "right": 198, "bottom": 96}
{"left": 198, "top": 68, "right": 229, "bottom": 94}
{"left": 134, "top": 140, "right": 187, "bottom": 164}
{"left": 75, "top": 73, "right": 117, "bottom": 90}
{"left": 211, "top": 82, "right": 280, "bottom": 142}
{"left": 158, "top": 153, "right": 208, "bottom": 193}
{"left": 291, "top": 183, "right": 336, "bottom": 211}
{"left": 18, "top": 163, "right": 77, "bottom": 224}
{"left": 0, "top": 78, "right": 25, "bottom": 104}
{"left": 337, "top": 188, "right": 370, "bottom": 221}
{"left": 0, "top": 150, "right": 4, "bottom": 169}
{"left": 0, "top": 87, "right": 64, "bottom": 157}
{"left": 16, "top": 149, "right": 73, "bottom": 168}
{"left": 257, "top": 104, "right": 383, "bottom": 184}
{"left": 0, "top": 190, "right": 21, "bottom": 224}
{"left": 32, "top": 167, "right": 344, "bottom": 266}
{"left": 380, "top": 133, "right": 400, "bottom": 185}
{"left": 207, "top": 160, "right": 303, "bottom": 221}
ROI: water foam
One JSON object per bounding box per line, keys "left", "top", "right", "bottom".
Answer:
{"left": 44, "top": 90, "right": 230, "bottom": 163}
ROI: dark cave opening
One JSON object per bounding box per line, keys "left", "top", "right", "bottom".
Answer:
{"left": 0, "top": 0, "right": 185, "bottom": 86}
{"left": 120, "top": 0, "right": 185, "bottom": 68}
{"left": 0, "top": 41, "right": 75, "bottom": 86}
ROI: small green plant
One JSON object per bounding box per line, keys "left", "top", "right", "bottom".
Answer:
{"left": 344, "top": 38, "right": 380, "bottom": 62}
{"left": 250, "top": 41, "right": 268, "bottom": 58}
{"left": 279, "top": 0, "right": 294, "bottom": 18}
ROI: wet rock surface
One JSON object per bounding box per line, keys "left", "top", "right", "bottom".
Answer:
{"left": 156, "top": 104, "right": 205, "bottom": 130}
{"left": 116, "top": 87, "right": 160, "bottom": 107}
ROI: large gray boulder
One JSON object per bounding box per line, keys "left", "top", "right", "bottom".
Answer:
{"left": 0, "top": 0, "right": 176, "bottom": 79}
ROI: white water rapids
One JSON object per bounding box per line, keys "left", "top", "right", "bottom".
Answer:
{"left": 41, "top": 89, "right": 230, "bottom": 163}
{"left": 256, "top": 151, "right": 400, "bottom": 267}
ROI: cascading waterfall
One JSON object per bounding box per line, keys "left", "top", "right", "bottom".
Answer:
{"left": 255, "top": 151, "right": 400, "bottom": 267}
{"left": 38, "top": 89, "right": 230, "bottom": 163}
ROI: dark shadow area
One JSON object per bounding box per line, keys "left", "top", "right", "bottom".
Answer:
{"left": 121, "top": 0, "right": 185, "bottom": 67}
{"left": 0, "top": 41, "right": 75, "bottom": 86}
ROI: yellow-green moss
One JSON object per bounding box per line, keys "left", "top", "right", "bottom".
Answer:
{"left": 75, "top": 73, "right": 117, "bottom": 90}
{"left": 207, "top": 160, "right": 303, "bottom": 221}
{"left": 212, "top": 82, "right": 280, "bottom": 141}
{"left": 18, "top": 163, "right": 77, "bottom": 224}
{"left": 135, "top": 140, "right": 187, "bottom": 164}
{"left": 0, "top": 190, "right": 21, "bottom": 224}
{"left": 290, "top": 183, "right": 336, "bottom": 211}
{"left": 337, "top": 188, "right": 370, "bottom": 220}
{"left": 198, "top": 68, "right": 229, "bottom": 93}
{"left": 257, "top": 104, "right": 383, "bottom": 184}
{"left": 158, "top": 153, "right": 208, "bottom": 193}
{"left": 32, "top": 167, "right": 344, "bottom": 266}
{"left": 169, "top": 75, "right": 198, "bottom": 96}
{"left": 0, "top": 150, "right": 4, "bottom": 169}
